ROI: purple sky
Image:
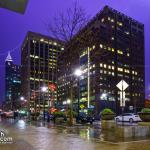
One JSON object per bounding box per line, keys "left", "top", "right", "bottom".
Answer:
{"left": 0, "top": 0, "right": 150, "bottom": 101}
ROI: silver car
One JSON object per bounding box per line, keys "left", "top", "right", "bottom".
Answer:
{"left": 115, "top": 113, "right": 141, "bottom": 123}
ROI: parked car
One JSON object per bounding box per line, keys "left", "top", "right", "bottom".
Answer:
{"left": 3, "top": 111, "right": 14, "bottom": 118}
{"left": 115, "top": 113, "right": 141, "bottom": 123}
{"left": 76, "top": 113, "right": 95, "bottom": 124}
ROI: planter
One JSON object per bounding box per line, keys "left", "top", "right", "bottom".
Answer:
{"left": 101, "top": 114, "right": 115, "bottom": 120}
{"left": 101, "top": 120, "right": 115, "bottom": 130}
{"left": 138, "top": 112, "right": 150, "bottom": 122}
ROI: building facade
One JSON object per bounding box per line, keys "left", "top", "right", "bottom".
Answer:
{"left": 57, "top": 6, "right": 145, "bottom": 114}
{"left": 5, "top": 52, "right": 21, "bottom": 110}
{"left": 21, "top": 31, "right": 64, "bottom": 113}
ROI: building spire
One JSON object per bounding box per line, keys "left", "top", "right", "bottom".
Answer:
{"left": 5, "top": 51, "right": 13, "bottom": 62}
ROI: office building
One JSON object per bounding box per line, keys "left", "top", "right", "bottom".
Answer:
{"left": 57, "top": 6, "right": 145, "bottom": 114}
{"left": 5, "top": 52, "right": 21, "bottom": 110}
{"left": 21, "top": 31, "right": 64, "bottom": 113}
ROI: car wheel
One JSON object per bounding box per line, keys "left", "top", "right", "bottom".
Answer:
{"left": 116, "top": 118, "right": 119, "bottom": 122}
{"left": 129, "top": 118, "right": 133, "bottom": 123}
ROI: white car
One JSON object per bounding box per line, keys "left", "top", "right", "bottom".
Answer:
{"left": 115, "top": 113, "right": 141, "bottom": 123}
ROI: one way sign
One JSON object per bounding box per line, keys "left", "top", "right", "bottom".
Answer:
{"left": 116, "top": 80, "right": 129, "bottom": 91}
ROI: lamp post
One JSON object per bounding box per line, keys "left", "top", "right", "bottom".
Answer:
{"left": 20, "top": 96, "right": 25, "bottom": 101}
{"left": 20, "top": 96, "right": 27, "bottom": 110}
{"left": 41, "top": 86, "right": 48, "bottom": 121}
{"left": 74, "top": 69, "right": 82, "bottom": 120}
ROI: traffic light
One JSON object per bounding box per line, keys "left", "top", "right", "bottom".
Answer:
{"left": 0, "top": 0, "right": 29, "bottom": 14}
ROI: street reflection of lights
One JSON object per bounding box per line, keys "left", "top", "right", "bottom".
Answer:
{"left": 17, "top": 120, "right": 26, "bottom": 129}
{"left": 100, "top": 133, "right": 104, "bottom": 141}
{"left": 67, "top": 99, "right": 71, "bottom": 104}
{"left": 87, "top": 128, "right": 90, "bottom": 140}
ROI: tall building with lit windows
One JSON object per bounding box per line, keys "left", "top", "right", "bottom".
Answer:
{"left": 57, "top": 6, "right": 145, "bottom": 114}
{"left": 21, "top": 31, "right": 64, "bottom": 112}
{"left": 5, "top": 52, "right": 21, "bottom": 110}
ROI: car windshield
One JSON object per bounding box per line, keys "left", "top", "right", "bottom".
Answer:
{"left": 122, "top": 113, "right": 133, "bottom": 116}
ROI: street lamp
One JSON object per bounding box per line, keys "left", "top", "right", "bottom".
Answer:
{"left": 41, "top": 86, "right": 48, "bottom": 121}
{"left": 74, "top": 69, "right": 82, "bottom": 77}
{"left": 74, "top": 68, "right": 82, "bottom": 120}
{"left": 20, "top": 96, "right": 25, "bottom": 101}
{"left": 20, "top": 96, "right": 25, "bottom": 110}
{"left": 67, "top": 99, "right": 71, "bottom": 104}
{"left": 41, "top": 86, "right": 48, "bottom": 92}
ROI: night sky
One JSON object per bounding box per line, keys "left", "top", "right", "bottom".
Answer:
{"left": 0, "top": 0, "right": 150, "bottom": 102}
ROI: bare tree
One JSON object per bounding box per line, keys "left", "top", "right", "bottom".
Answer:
{"left": 48, "top": 1, "right": 88, "bottom": 42}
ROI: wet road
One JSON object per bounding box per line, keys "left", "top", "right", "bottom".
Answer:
{"left": 1, "top": 119, "right": 150, "bottom": 150}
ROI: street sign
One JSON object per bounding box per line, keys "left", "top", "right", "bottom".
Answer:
{"left": 116, "top": 80, "right": 129, "bottom": 91}
{"left": 119, "top": 91, "right": 126, "bottom": 107}
{"left": 80, "top": 104, "right": 85, "bottom": 109}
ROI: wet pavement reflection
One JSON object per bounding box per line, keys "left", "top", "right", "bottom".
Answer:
{"left": 0, "top": 118, "right": 150, "bottom": 150}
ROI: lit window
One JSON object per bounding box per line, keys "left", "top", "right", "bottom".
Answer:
{"left": 125, "top": 31, "right": 130, "bottom": 35}
{"left": 100, "top": 44, "right": 103, "bottom": 48}
{"left": 101, "top": 18, "right": 104, "bottom": 22}
{"left": 111, "top": 19, "right": 114, "bottom": 22}
{"left": 100, "top": 63, "right": 103, "bottom": 67}
{"left": 100, "top": 70, "right": 103, "bottom": 73}
{"left": 104, "top": 46, "right": 107, "bottom": 49}
{"left": 118, "top": 67, "right": 123, "bottom": 72}
{"left": 108, "top": 17, "right": 111, "bottom": 21}
{"left": 108, "top": 65, "right": 111, "bottom": 69}
{"left": 112, "top": 48, "right": 115, "bottom": 52}
{"left": 104, "top": 64, "right": 107, "bottom": 68}
{"left": 117, "top": 22, "right": 123, "bottom": 26}
{"left": 108, "top": 47, "right": 111, "bottom": 51}
{"left": 118, "top": 74, "right": 123, "bottom": 77}
{"left": 127, "top": 53, "right": 130, "bottom": 56}
{"left": 117, "top": 50, "right": 123, "bottom": 55}
{"left": 111, "top": 37, "right": 114, "bottom": 40}
{"left": 135, "top": 72, "right": 138, "bottom": 75}
{"left": 40, "top": 38, "right": 44, "bottom": 42}
{"left": 124, "top": 69, "right": 130, "bottom": 73}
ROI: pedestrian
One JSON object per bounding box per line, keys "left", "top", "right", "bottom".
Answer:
{"left": 53, "top": 115, "right": 56, "bottom": 124}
